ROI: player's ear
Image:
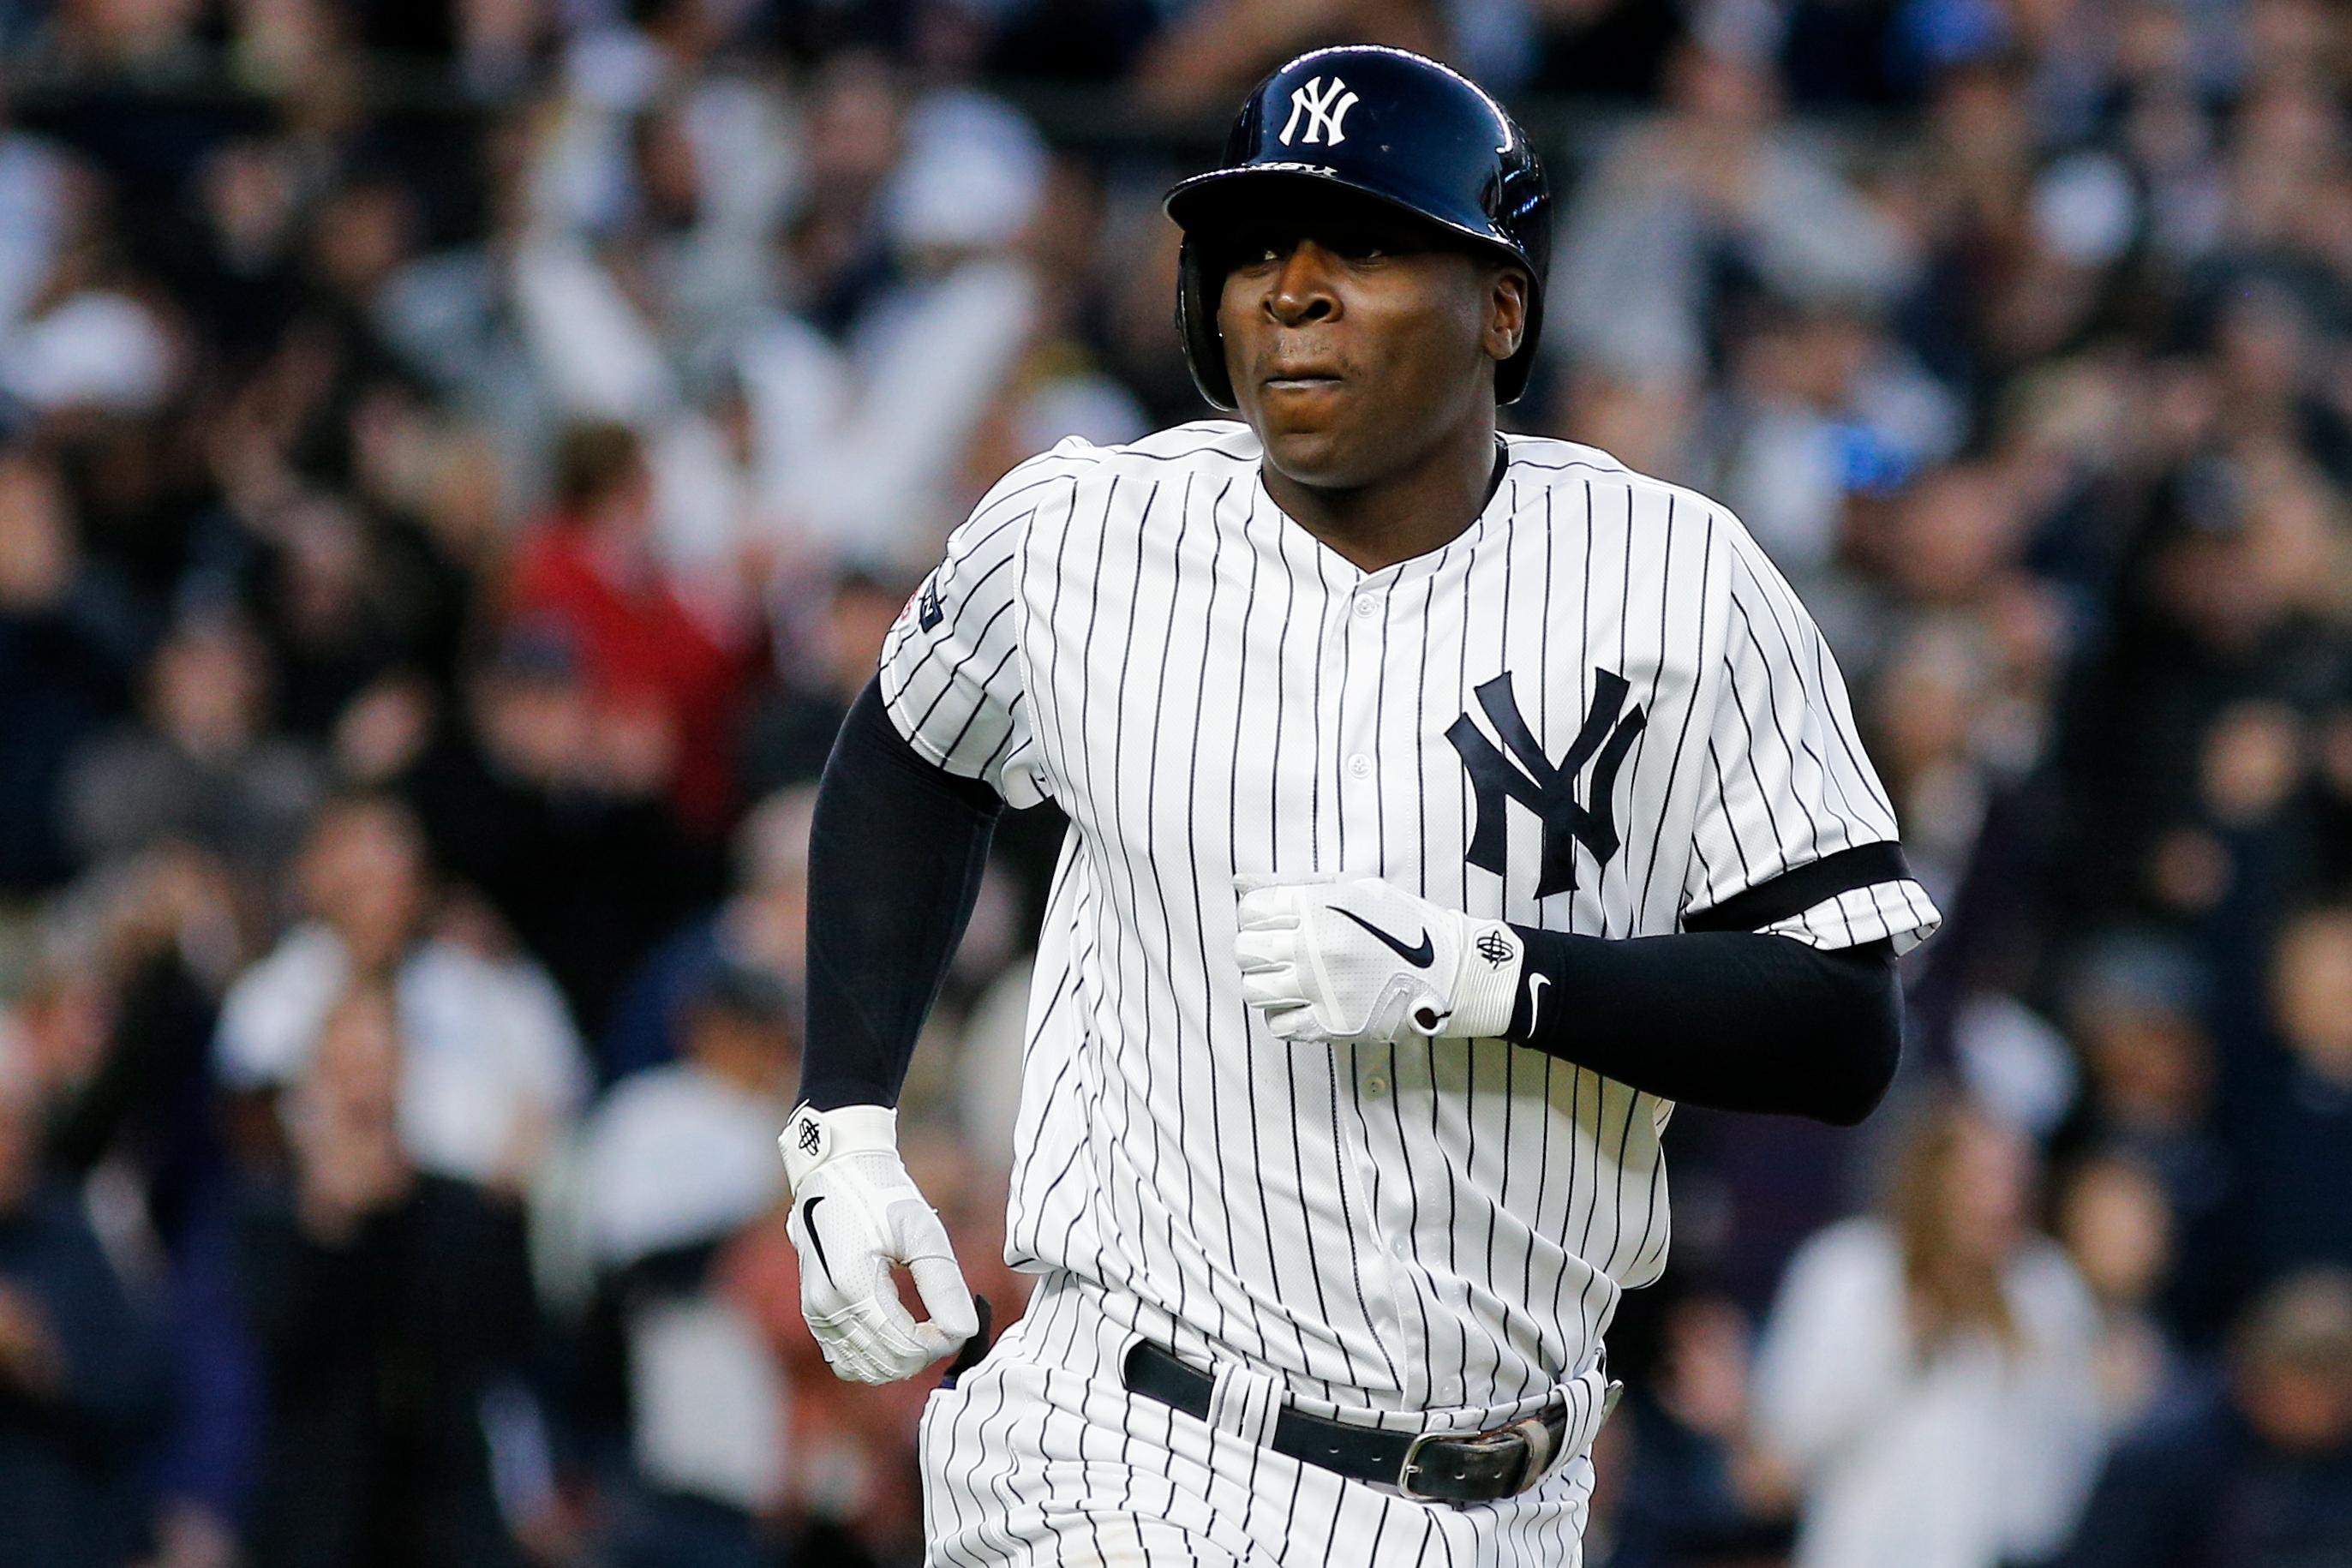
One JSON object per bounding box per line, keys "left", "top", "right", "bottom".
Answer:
{"left": 1482, "top": 265, "right": 1529, "bottom": 364}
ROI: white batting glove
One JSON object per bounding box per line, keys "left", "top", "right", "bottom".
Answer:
{"left": 1233, "top": 875, "right": 1527, "bottom": 1045}
{"left": 779, "top": 1102, "right": 979, "bottom": 1385}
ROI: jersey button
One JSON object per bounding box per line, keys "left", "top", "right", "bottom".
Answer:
{"left": 1354, "top": 595, "right": 1376, "bottom": 618}
{"left": 1364, "top": 1073, "right": 1390, "bottom": 1097}
{"left": 1347, "top": 754, "right": 1372, "bottom": 779}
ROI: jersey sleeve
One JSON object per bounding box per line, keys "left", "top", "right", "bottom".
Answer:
{"left": 875, "top": 459, "right": 1061, "bottom": 809}
{"left": 1679, "top": 533, "right": 1941, "bottom": 954}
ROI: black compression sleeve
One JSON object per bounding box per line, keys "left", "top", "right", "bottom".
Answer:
{"left": 1501, "top": 929, "right": 1901, "bottom": 1126}
{"left": 798, "top": 678, "right": 1002, "bottom": 1110}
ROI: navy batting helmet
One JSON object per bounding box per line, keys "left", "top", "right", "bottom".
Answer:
{"left": 1163, "top": 45, "right": 1553, "bottom": 409}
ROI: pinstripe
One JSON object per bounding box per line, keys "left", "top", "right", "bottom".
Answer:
{"left": 1311, "top": 544, "right": 1404, "bottom": 1394}
{"left": 1100, "top": 486, "right": 1162, "bottom": 1305}
{"left": 1403, "top": 539, "right": 1446, "bottom": 1353}
{"left": 1267, "top": 512, "right": 1342, "bottom": 1374}
{"left": 1030, "top": 476, "right": 1084, "bottom": 794}
{"left": 1730, "top": 594, "right": 1829, "bottom": 860}
{"left": 1703, "top": 734, "right": 1760, "bottom": 889}
{"left": 923, "top": 1380, "right": 979, "bottom": 1567}
{"left": 1227, "top": 491, "right": 1293, "bottom": 1368}
{"left": 970, "top": 1362, "right": 1021, "bottom": 1559}
{"left": 1732, "top": 554, "right": 1874, "bottom": 846}
{"left": 1003, "top": 969, "right": 1080, "bottom": 1260}
{"left": 1079, "top": 481, "right": 1153, "bottom": 1301}
{"left": 1039, "top": 871, "right": 1113, "bottom": 1271}
{"left": 1488, "top": 480, "right": 1525, "bottom": 1403}
{"left": 1609, "top": 482, "right": 1633, "bottom": 936}
{"left": 946, "top": 1293, "right": 1007, "bottom": 1566}
{"left": 1045, "top": 1305, "right": 1110, "bottom": 1565}
{"left": 884, "top": 500, "right": 1040, "bottom": 705}
{"left": 1177, "top": 476, "right": 1235, "bottom": 1349}
{"left": 1134, "top": 480, "right": 1194, "bottom": 1334}
{"left": 931, "top": 638, "right": 1022, "bottom": 763}
{"left": 1523, "top": 488, "right": 1567, "bottom": 1385}
{"left": 1635, "top": 506, "right": 1712, "bottom": 925}
{"left": 1447, "top": 501, "right": 1479, "bottom": 1396}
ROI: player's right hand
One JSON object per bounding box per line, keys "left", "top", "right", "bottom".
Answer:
{"left": 780, "top": 1102, "right": 979, "bottom": 1384}
{"left": 1234, "top": 874, "right": 1524, "bottom": 1045}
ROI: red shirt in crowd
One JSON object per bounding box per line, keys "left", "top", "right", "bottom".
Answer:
{"left": 505, "top": 521, "right": 750, "bottom": 837}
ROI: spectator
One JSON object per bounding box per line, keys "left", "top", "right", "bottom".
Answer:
{"left": 735, "top": 66, "right": 1051, "bottom": 570}
{"left": 63, "top": 606, "right": 324, "bottom": 874}
{"left": 242, "top": 493, "right": 426, "bottom": 743}
{"left": 0, "top": 1010, "right": 171, "bottom": 1568}
{"left": 234, "top": 982, "right": 540, "bottom": 1568}
{"left": 400, "top": 623, "right": 716, "bottom": 1041}
{"left": 2054, "top": 931, "right": 2235, "bottom": 1328}
{"left": 578, "top": 960, "right": 799, "bottom": 1568}
{"left": 1600, "top": 1286, "right": 1797, "bottom": 1568}
{"left": 2053, "top": 1151, "right": 2182, "bottom": 1433}
{"left": 1753, "top": 1099, "right": 2105, "bottom": 1568}
{"left": 2056, "top": 1267, "right": 2352, "bottom": 1568}
{"left": 739, "top": 568, "right": 916, "bottom": 798}
{"left": 213, "top": 793, "right": 589, "bottom": 1192}
{"left": 2227, "top": 905, "right": 2352, "bottom": 1291}
{"left": 1555, "top": 33, "right": 1917, "bottom": 394}
{"left": 0, "top": 189, "right": 176, "bottom": 418}
{"left": 1128, "top": 0, "right": 1451, "bottom": 119}
{"left": 0, "top": 83, "right": 72, "bottom": 342}
{"left": 601, "top": 784, "right": 812, "bottom": 1086}
{"left": 506, "top": 421, "right": 751, "bottom": 839}
{"left": 0, "top": 446, "right": 141, "bottom": 891}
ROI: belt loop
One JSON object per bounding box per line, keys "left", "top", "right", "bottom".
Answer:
{"left": 1200, "top": 1359, "right": 1282, "bottom": 1449}
{"left": 1542, "top": 1362, "right": 1622, "bottom": 1487}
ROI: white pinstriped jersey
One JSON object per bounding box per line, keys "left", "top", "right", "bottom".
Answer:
{"left": 879, "top": 420, "right": 1940, "bottom": 1432}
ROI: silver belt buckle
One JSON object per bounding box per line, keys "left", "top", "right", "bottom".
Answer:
{"left": 1395, "top": 1427, "right": 1462, "bottom": 1502}
{"left": 1396, "top": 1415, "right": 1558, "bottom": 1502}
{"left": 1397, "top": 1374, "right": 1619, "bottom": 1502}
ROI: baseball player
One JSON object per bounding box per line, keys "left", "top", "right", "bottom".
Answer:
{"left": 779, "top": 45, "right": 1940, "bottom": 1565}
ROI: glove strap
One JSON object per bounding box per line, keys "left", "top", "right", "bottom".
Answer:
{"left": 1450, "top": 920, "right": 1526, "bottom": 1038}
{"left": 780, "top": 1101, "right": 899, "bottom": 1192}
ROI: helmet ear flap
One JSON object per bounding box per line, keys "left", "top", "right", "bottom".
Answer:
{"left": 1176, "top": 239, "right": 1237, "bottom": 410}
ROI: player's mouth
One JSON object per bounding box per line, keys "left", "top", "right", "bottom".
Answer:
{"left": 1261, "top": 369, "right": 1344, "bottom": 393}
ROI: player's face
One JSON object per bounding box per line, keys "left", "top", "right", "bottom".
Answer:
{"left": 1213, "top": 199, "right": 1527, "bottom": 490}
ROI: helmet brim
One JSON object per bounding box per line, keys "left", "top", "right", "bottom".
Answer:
{"left": 1164, "top": 165, "right": 1529, "bottom": 276}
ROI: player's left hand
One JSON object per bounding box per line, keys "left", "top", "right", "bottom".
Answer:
{"left": 1234, "top": 875, "right": 1526, "bottom": 1045}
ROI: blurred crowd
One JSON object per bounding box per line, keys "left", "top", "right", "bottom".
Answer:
{"left": 1, "top": 0, "right": 2350, "bottom": 1565}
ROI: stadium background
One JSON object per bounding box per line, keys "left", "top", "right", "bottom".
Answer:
{"left": 2, "top": 0, "right": 2350, "bottom": 1564}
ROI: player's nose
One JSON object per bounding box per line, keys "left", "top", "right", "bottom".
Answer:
{"left": 1265, "top": 241, "right": 1340, "bottom": 327}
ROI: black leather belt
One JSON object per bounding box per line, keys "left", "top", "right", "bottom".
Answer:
{"left": 1120, "top": 1338, "right": 1570, "bottom": 1504}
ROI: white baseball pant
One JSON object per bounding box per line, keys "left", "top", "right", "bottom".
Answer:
{"left": 919, "top": 1272, "right": 1607, "bottom": 1566}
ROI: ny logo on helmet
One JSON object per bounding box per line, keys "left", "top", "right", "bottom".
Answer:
{"left": 1447, "top": 668, "right": 1647, "bottom": 899}
{"left": 1278, "top": 75, "right": 1359, "bottom": 147}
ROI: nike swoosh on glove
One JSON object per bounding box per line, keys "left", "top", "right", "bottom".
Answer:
{"left": 1233, "top": 875, "right": 1525, "bottom": 1045}
{"left": 780, "top": 1103, "right": 979, "bottom": 1385}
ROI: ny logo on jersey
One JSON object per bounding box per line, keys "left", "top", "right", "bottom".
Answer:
{"left": 1278, "top": 75, "right": 1359, "bottom": 147}
{"left": 917, "top": 583, "right": 944, "bottom": 631}
{"left": 1446, "top": 669, "right": 1648, "bottom": 899}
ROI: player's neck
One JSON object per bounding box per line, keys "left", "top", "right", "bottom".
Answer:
{"left": 1260, "top": 416, "right": 1505, "bottom": 573}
